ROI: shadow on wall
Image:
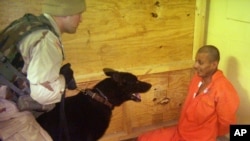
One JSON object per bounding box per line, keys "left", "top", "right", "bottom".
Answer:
{"left": 225, "top": 56, "right": 249, "bottom": 124}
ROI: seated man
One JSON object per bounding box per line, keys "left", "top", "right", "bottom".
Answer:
{"left": 137, "top": 45, "right": 240, "bottom": 141}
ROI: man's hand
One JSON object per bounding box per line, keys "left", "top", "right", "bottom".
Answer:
{"left": 60, "top": 63, "right": 77, "bottom": 90}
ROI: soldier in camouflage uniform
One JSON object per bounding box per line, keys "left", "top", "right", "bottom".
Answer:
{"left": 0, "top": 0, "right": 86, "bottom": 140}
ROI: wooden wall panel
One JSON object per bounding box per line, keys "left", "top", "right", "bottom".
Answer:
{"left": 0, "top": 0, "right": 196, "bottom": 82}
{"left": 0, "top": 0, "right": 42, "bottom": 27}
{"left": 64, "top": 0, "right": 196, "bottom": 81}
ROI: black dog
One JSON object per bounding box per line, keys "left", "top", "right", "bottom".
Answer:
{"left": 37, "top": 68, "right": 151, "bottom": 141}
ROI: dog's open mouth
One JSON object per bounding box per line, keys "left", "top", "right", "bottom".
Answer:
{"left": 131, "top": 93, "right": 141, "bottom": 102}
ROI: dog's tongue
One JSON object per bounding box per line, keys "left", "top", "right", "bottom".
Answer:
{"left": 136, "top": 93, "right": 141, "bottom": 99}
{"left": 132, "top": 93, "right": 141, "bottom": 102}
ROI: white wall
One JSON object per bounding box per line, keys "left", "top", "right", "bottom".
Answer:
{"left": 206, "top": 0, "right": 250, "bottom": 124}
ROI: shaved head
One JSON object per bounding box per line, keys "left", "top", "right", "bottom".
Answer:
{"left": 197, "top": 45, "right": 220, "bottom": 62}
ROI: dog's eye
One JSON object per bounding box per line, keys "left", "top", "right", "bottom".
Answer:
{"left": 121, "top": 76, "right": 138, "bottom": 86}
{"left": 124, "top": 80, "right": 138, "bottom": 86}
{"left": 121, "top": 80, "right": 131, "bottom": 86}
{"left": 122, "top": 80, "right": 130, "bottom": 85}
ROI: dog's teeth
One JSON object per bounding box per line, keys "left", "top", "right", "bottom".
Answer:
{"left": 131, "top": 93, "right": 141, "bottom": 102}
{"left": 134, "top": 93, "right": 141, "bottom": 99}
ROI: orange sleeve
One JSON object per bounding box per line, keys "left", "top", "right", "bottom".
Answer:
{"left": 215, "top": 80, "right": 240, "bottom": 136}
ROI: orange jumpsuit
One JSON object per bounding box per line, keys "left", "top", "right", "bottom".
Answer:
{"left": 138, "top": 70, "right": 240, "bottom": 141}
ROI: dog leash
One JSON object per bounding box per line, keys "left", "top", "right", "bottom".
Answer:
{"left": 59, "top": 89, "right": 71, "bottom": 141}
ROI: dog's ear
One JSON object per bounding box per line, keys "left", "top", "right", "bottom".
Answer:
{"left": 103, "top": 68, "right": 117, "bottom": 76}
{"left": 103, "top": 68, "right": 121, "bottom": 82}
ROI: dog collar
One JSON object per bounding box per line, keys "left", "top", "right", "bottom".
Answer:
{"left": 77, "top": 88, "right": 113, "bottom": 109}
